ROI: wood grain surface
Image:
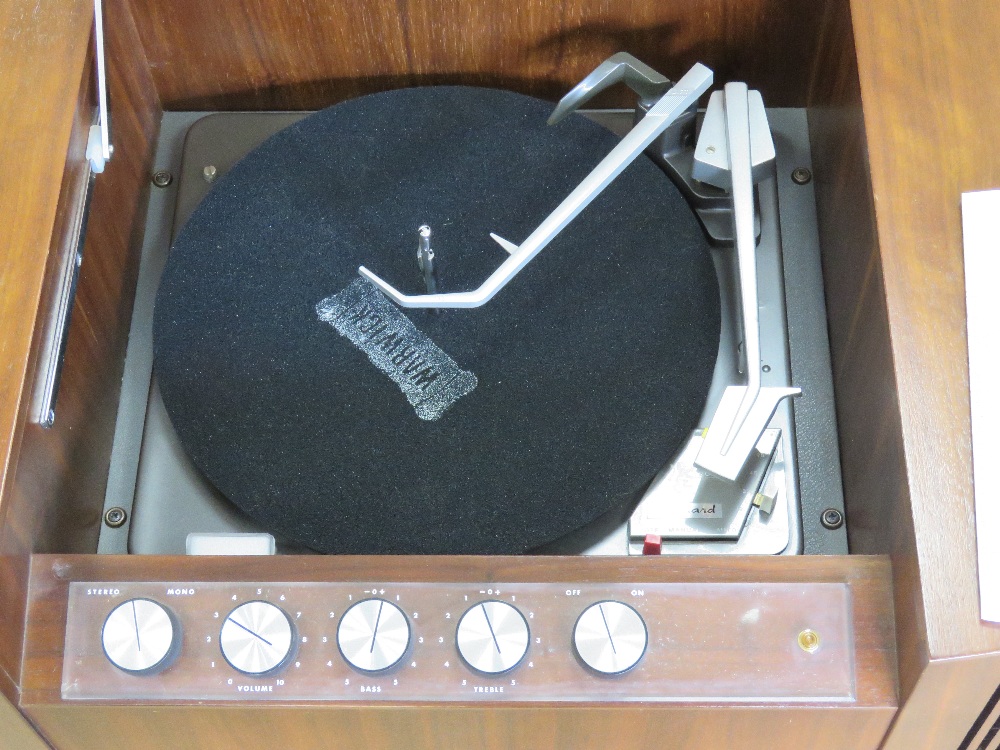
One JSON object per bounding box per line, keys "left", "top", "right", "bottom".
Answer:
{"left": 0, "top": 0, "right": 93, "bottom": 698}
{"left": 20, "top": 554, "right": 897, "bottom": 707}
{"left": 848, "top": 0, "right": 1000, "bottom": 744}
{"left": 20, "top": 554, "right": 896, "bottom": 750}
{"left": 20, "top": 704, "right": 898, "bottom": 750}
{"left": 14, "top": 0, "right": 1000, "bottom": 745}
{"left": 0, "top": 0, "right": 161, "bottom": 710}
{"left": 882, "top": 653, "right": 1000, "bottom": 750}
{"left": 126, "top": 0, "right": 835, "bottom": 111}
{"left": 803, "top": 0, "right": 929, "bottom": 704}
{"left": 850, "top": 0, "right": 1000, "bottom": 659}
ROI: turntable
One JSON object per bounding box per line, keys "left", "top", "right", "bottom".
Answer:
{"left": 12, "top": 0, "right": 1000, "bottom": 745}
{"left": 32, "top": 50, "right": 877, "bottom": 718}
{"left": 96, "top": 55, "right": 846, "bottom": 560}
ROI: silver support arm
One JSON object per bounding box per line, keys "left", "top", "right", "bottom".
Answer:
{"left": 693, "top": 83, "right": 800, "bottom": 481}
{"left": 358, "top": 62, "right": 714, "bottom": 309}
{"left": 546, "top": 52, "right": 671, "bottom": 125}
{"left": 86, "top": 0, "right": 113, "bottom": 173}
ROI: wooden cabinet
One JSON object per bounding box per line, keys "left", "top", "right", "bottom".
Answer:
{"left": 0, "top": 0, "right": 997, "bottom": 747}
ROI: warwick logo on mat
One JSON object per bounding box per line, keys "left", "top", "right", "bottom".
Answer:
{"left": 316, "top": 278, "right": 478, "bottom": 420}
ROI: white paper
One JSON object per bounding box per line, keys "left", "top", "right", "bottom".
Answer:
{"left": 962, "top": 190, "right": 1000, "bottom": 622}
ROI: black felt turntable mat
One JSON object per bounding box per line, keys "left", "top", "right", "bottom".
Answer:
{"left": 154, "top": 86, "right": 720, "bottom": 555}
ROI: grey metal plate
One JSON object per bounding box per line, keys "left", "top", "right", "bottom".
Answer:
{"left": 98, "top": 106, "right": 846, "bottom": 556}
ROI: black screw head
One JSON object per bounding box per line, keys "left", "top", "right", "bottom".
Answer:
{"left": 791, "top": 167, "right": 812, "bottom": 185}
{"left": 104, "top": 507, "right": 128, "bottom": 528}
{"left": 821, "top": 508, "right": 844, "bottom": 530}
{"left": 152, "top": 170, "right": 173, "bottom": 188}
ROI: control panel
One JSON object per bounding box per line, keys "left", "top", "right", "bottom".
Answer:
{"left": 63, "top": 581, "right": 854, "bottom": 702}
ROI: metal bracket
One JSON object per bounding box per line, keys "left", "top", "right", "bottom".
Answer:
{"left": 546, "top": 52, "right": 672, "bottom": 125}
{"left": 29, "top": 0, "right": 112, "bottom": 427}
{"left": 358, "top": 60, "right": 714, "bottom": 308}
{"left": 86, "top": 0, "right": 113, "bottom": 173}
{"left": 693, "top": 83, "right": 800, "bottom": 480}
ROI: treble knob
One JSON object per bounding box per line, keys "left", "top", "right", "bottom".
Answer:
{"left": 455, "top": 600, "right": 529, "bottom": 675}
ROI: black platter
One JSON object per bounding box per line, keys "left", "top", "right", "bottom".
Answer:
{"left": 153, "top": 86, "right": 720, "bottom": 555}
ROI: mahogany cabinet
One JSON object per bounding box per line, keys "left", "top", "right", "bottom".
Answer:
{"left": 0, "top": 0, "right": 997, "bottom": 747}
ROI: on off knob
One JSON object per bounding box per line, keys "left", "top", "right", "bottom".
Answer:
{"left": 455, "top": 600, "right": 529, "bottom": 675}
{"left": 102, "top": 598, "right": 180, "bottom": 675}
{"left": 573, "top": 600, "right": 647, "bottom": 675}
{"left": 220, "top": 600, "right": 296, "bottom": 676}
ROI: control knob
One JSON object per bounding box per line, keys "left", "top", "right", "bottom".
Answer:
{"left": 102, "top": 598, "right": 180, "bottom": 674}
{"left": 573, "top": 600, "right": 647, "bottom": 675}
{"left": 337, "top": 598, "right": 411, "bottom": 672}
{"left": 455, "top": 600, "right": 529, "bottom": 674}
{"left": 220, "top": 600, "right": 296, "bottom": 675}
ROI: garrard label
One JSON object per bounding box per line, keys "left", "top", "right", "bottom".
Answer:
{"left": 317, "top": 279, "right": 478, "bottom": 420}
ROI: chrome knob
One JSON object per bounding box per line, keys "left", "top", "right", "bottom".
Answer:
{"left": 573, "top": 600, "right": 647, "bottom": 675}
{"left": 102, "top": 598, "right": 179, "bottom": 674}
{"left": 220, "top": 601, "right": 295, "bottom": 675}
{"left": 337, "top": 598, "right": 410, "bottom": 673}
{"left": 455, "top": 600, "right": 529, "bottom": 674}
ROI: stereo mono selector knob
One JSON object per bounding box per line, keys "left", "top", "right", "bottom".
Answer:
{"left": 455, "top": 600, "right": 530, "bottom": 675}
{"left": 337, "top": 598, "right": 410, "bottom": 673}
{"left": 102, "top": 598, "right": 180, "bottom": 674}
{"left": 573, "top": 601, "right": 647, "bottom": 675}
{"left": 220, "top": 600, "right": 296, "bottom": 675}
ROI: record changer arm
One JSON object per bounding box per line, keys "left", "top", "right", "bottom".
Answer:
{"left": 358, "top": 61, "right": 714, "bottom": 309}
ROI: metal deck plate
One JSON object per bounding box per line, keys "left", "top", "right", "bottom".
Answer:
{"left": 97, "top": 107, "right": 846, "bottom": 556}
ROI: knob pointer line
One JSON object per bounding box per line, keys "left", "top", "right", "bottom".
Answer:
{"left": 227, "top": 617, "right": 274, "bottom": 647}
{"left": 481, "top": 603, "right": 502, "bottom": 655}
{"left": 131, "top": 599, "right": 141, "bottom": 653}
{"left": 370, "top": 600, "right": 384, "bottom": 654}
{"left": 599, "top": 604, "right": 617, "bottom": 655}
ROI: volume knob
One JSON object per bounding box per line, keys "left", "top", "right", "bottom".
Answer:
{"left": 102, "top": 598, "right": 180, "bottom": 675}
{"left": 220, "top": 601, "right": 296, "bottom": 675}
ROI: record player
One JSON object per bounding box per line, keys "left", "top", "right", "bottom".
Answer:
{"left": 27, "top": 0, "right": 1000, "bottom": 744}
{"left": 95, "top": 55, "right": 846, "bottom": 561}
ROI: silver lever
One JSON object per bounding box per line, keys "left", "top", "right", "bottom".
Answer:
{"left": 85, "top": 0, "right": 113, "bottom": 173}
{"left": 358, "top": 62, "right": 714, "bottom": 308}
{"left": 693, "top": 83, "right": 800, "bottom": 481}
{"left": 546, "top": 52, "right": 671, "bottom": 125}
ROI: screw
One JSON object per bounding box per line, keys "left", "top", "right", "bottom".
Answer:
{"left": 791, "top": 167, "right": 812, "bottom": 185}
{"left": 104, "top": 507, "right": 128, "bottom": 528}
{"left": 152, "top": 170, "right": 173, "bottom": 188}
{"left": 761, "top": 364, "right": 771, "bottom": 373}
{"left": 203, "top": 165, "right": 218, "bottom": 183}
{"left": 798, "top": 629, "right": 821, "bottom": 653}
{"left": 821, "top": 508, "right": 844, "bottom": 530}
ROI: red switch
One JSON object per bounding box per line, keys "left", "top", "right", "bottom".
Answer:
{"left": 642, "top": 534, "right": 662, "bottom": 555}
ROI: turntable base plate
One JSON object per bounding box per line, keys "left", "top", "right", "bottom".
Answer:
{"left": 153, "top": 87, "right": 720, "bottom": 554}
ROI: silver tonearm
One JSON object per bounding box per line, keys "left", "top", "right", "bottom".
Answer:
{"left": 358, "top": 61, "right": 714, "bottom": 308}
{"left": 691, "top": 83, "right": 800, "bottom": 480}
